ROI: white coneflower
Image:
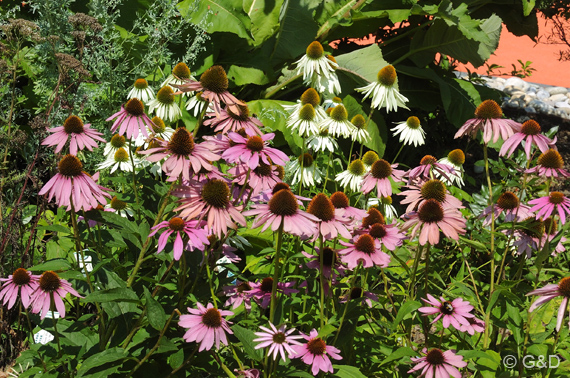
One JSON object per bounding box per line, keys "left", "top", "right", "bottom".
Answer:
{"left": 128, "top": 78, "right": 155, "bottom": 103}
{"left": 147, "top": 85, "right": 182, "bottom": 122}
{"left": 105, "top": 196, "right": 134, "bottom": 218}
{"left": 309, "top": 55, "right": 341, "bottom": 95}
{"left": 186, "top": 91, "right": 210, "bottom": 117}
{"left": 104, "top": 134, "right": 128, "bottom": 160}
{"left": 97, "top": 147, "right": 136, "bottom": 173}
{"left": 162, "top": 62, "right": 195, "bottom": 95}
{"left": 436, "top": 149, "right": 466, "bottom": 187}
{"left": 368, "top": 196, "right": 398, "bottom": 222}
{"left": 350, "top": 114, "right": 370, "bottom": 143}
{"left": 283, "top": 88, "right": 327, "bottom": 121}
{"left": 319, "top": 104, "right": 354, "bottom": 139}
{"left": 288, "top": 153, "right": 322, "bottom": 187}
{"left": 295, "top": 41, "right": 338, "bottom": 83}
{"left": 134, "top": 116, "right": 175, "bottom": 147}
{"left": 306, "top": 128, "right": 339, "bottom": 153}
{"left": 287, "top": 103, "right": 320, "bottom": 137}
{"left": 391, "top": 116, "right": 425, "bottom": 147}
{"left": 356, "top": 65, "right": 408, "bottom": 113}
{"left": 322, "top": 96, "right": 343, "bottom": 111}
{"left": 336, "top": 159, "right": 366, "bottom": 192}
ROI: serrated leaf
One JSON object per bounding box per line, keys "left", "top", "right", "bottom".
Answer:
{"left": 232, "top": 324, "right": 264, "bottom": 361}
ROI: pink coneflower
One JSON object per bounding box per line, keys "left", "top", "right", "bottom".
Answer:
{"left": 459, "top": 316, "right": 485, "bottom": 335}
{"left": 406, "top": 155, "right": 456, "bottom": 184}
{"left": 173, "top": 65, "right": 245, "bottom": 117}
{"left": 500, "top": 119, "right": 556, "bottom": 159}
{"left": 338, "top": 234, "right": 391, "bottom": 269}
{"left": 173, "top": 179, "right": 246, "bottom": 238}
{"left": 253, "top": 323, "right": 303, "bottom": 361}
{"left": 243, "top": 188, "right": 319, "bottom": 237}
{"left": 401, "top": 199, "right": 465, "bottom": 245}
{"left": 0, "top": 268, "right": 40, "bottom": 310}
{"left": 41, "top": 115, "right": 106, "bottom": 155}
{"left": 247, "top": 278, "right": 298, "bottom": 309}
{"left": 359, "top": 222, "right": 405, "bottom": 251}
{"left": 107, "top": 98, "right": 155, "bottom": 140}
{"left": 30, "top": 271, "right": 82, "bottom": 319}
{"left": 222, "top": 132, "right": 288, "bottom": 170}
{"left": 223, "top": 281, "right": 253, "bottom": 311}
{"left": 408, "top": 348, "right": 467, "bottom": 378}
{"left": 306, "top": 193, "right": 352, "bottom": 240}
{"left": 203, "top": 104, "right": 263, "bottom": 135}
{"left": 292, "top": 328, "right": 342, "bottom": 375}
{"left": 399, "top": 179, "right": 463, "bottom": 213}
{"left": 419, "top": 294, "right": 475, "bottom": 330}
{"left": 179, "top": 302, "right": 233, "bottom": 351}
{"left": 526, "top": 149, "right": 570, "bottom": 178}
{"left": 480, "top": 191, "right": 532, "bottom": 226}
{"left": 39, "top": 155, "right": 112, "bottom": 211}
{"left": 340, "top": 287, "right": 379, "bottom": 308}
{"left": 235, "top": 369, "right": 260, "bottom": 378}
{"left": 454, "top": 99, "right": 521, "bottom": 144}
{"left": 360, "top": 159, "right": 405, "bottom": 197}
{"left": 527, "top": 277, "right": 570, "bottom": 331}
{"left": 329, "top": 191, "right": 367, "bottom": 221}
{"left": 529, "top": 191, "right": 570, "bottom": 224}
{"left": 149, "top": 217, "right": 209, "bottom": 260}
{"left": 140, "top": 127, "right": 220, "bottom": 182}
{"left": 302, "top": 247, "right": 347, "bottom": 281}
{"left": 229, "top": 162, "right": 282, "bottom": 198}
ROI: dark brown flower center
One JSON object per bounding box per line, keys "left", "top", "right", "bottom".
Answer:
{"left": 272, "top": 332, "right": 286, "bottom": 344}
{"left": 134, "top": 78, "right": 149, "bottom": 89}
{"left": 260, "top": 277, "right": 273, "bottom": 293}
{"left": 12, "top": 268, "right": 31, "bottom": 286}
{"left": 448, "top": 149, "right": 465, "bottom": 165}
{"left": 151, "top": 116, "right": 166, "bottom": 133}
{"left": 440, "top": 301, "right": 454, "bottom": 315}
{"left": 110, "top": 134, "right": 126, "bottom": 148}
{"left": 350, "top": 287, "right": 363, "bottom": 300}
{"left": 58, "top": 154, "right": 83, "bottom": 177}
{"left": 299, "top": 104, "right": 315, "bottom": 121}
{"left": 269, "top": 189, "right": 298, "bottom": 216}
{"left": 254, "top": 163, "right": 273, "bottom": 177}
{"left": 201, "top": 179, "right": 230, "bottom": 209}
{"left": 354, "top": 234, "right": 375, "bottom": 254}
{"left": 330, "top": 191, "right": 349, "bottom": 209}
{"left": 39, "top": 271, "right": 61, "bottom": 292}
{"left": 300, "top": 88, "right": 320, "bottom": 107}
{"left": 330, "top": 105, "right": 348, "bottom": 122}
{"left": 370, "top": 159, "right": 392, "bottom": 179}
{"left": 298, "top": 153, "right": 314, "bottom": 168}
{"left": 362, "top": 151, "right": 379, "bottom": 166}
{"left": 200, "top": 65, "right": 228, "bottom": 94}
{"left": 306, "top": 338, "right": 326, "bottom": 356}
{"left": 246, "top": 136, "right": 264, "bottom": 152}
{"left": 202, "top": 308, "right": 222, "bottom": 328}
{"left": 538, "top": 149, "right": 564, "bottom": 169}
{"left": 497, "top": 192, "right": 519, "bottom": 210}
{"left": 306, "top": 41, "right": 324, "bottom": 59}
{"left": 549, "top": 191, "right": 565, "bottom": 204}
{"left": 169, "top": 217, "right": 185, "bottom": 231}
{"left": 272, "top": 182, "right": 290, "bottom": 194}
{"left": 417, "top": 199, "right": 444, "bottom": 223}
{"left": 421, "top": 180, "right": 446, "bottom": 203}
{"left": 420, "top": 155, "right": 437, "bottom": 165}
{"left": 322, "top": 247, "right": 336, "bottom": 267}
{"left": 168, "top": 128, "right": 195, "bottom": 156}
{"left": 237, "top": 282, "right": 252, "bottom": 293}
{"left": 362, "top": 208, "right": 385, "bottom": 228}
{"left": 521, "top": 119, "right": 541, "bottom": 135}
{"left": 275, "top": 165, "right": 285, "bottom": 180}
{"left": 172, "top": 62, "right": 191, "bottom": 79}
{"left": 558, "top": 277, "right": 570, "bottom": 298}
{"left": 543, "top": 217, "right": 558, "bottom": 235}
{"left": 125, "top": 98, "right": 144, "bottom": 116}
{"left": 63, "top": 115, "right": 84, "bottom": 134}
{"left": 348, "top": 159, "right": 365, "bottom": 176}
{"left": 369, "top": 223, "right": 387, "bottom": 239}
{"left": 520, "top": 217, "right": 544, "bottom": 238}
{"left": 227, "top": 104, "right": 250, "bottom": 122}
{"left": 110, "top": 196, "right": 127, "bottom": 210}
{"left": 351, "top": 114, "right": 366, "bottom": 130}
{"left": 307, "top": 193, "right": 335, "bottom": 222}
{"left": 377, "top": 65, "right": 396, "bottom": 86}
{"left": 474, "top": 100, "right": 503, "bottom": 119}
{"left": 425, "top": 349, "right": 445, "bottom": 365}
{"left": 406, "top": 116, "right": 421, "bottom": 130}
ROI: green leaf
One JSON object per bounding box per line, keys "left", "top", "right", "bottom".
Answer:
{"left": 46, "top": 240, "right": 68, "bottom": 260}
{"left": 144, "top": 287, "right": 166, "bottom": 331}
{"left": 317, "top": 324, "right": 337, "bottom": 338}
{"left": 232, "top": 324, "right": 264, "bottom": 361}
{"left": 81, "top": 288, "right": 140, "bottom": 304}
{"left": 178, "top": 0, "right": 253, "bottom": 41}
{"left": 335, "top": 44, "right": 388, "bottom": 83}
{"left": 29, "top": 259, "right": 72, "bottom": 272}
{"left": 332, "top": 365, "right": 367, "bottom": 377}
{"left": 76, "top": 347, "right": 127, "bottom": 377}
{"left": 458, "top": 236, "right": 488, "bottom": 252}
{"left": 522, "top": 0, "right": 535, "bottom": 17}
{"left": 36, "top": 224, "right": 71, "bottom": 234}
{"left": 392, "top": 300, "right": 421, "bottom": 328}
{"left": 228, "top": 65, "right": 270, "bottom": 86}
{"left": 168, "top": 348, "right": 185, "bottom": 369}
{"left": 378, "top": 347, "right": 417, "bottom": 366}
{"left": 244, "top": 0, "right": 284, "bottom": 46}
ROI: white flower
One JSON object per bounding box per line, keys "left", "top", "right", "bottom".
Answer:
{"left": 391, "top": 116, "right": 425, "bottom": 147}
{"left": 295, "top": 41, "right": 338, "bottom": 82}
{"left": 322, "top": 97, "right": 343, "bottom": 110}
{"left": 97, "top": 147, "right": 136, "bottom": 173}
{"left": 287, "top": 153, "right": 322, "bottom": 187}
{"left": 186, "top": 91, "right": 211, "bottom": 117}
{"left": 336, "top": 159, "right": 366, "bottom": 192}
{"left": 367, "top": 196, "right": 398, "bottom": 222}
{"left": 319, "top": 104, "right": 354, "bottom": 138}
{"left": 105, "top": 197, "right": 134, "bottom": 218}
{"left": 306, "top": 129, "right": 339, "bottom": 153}
{"left": 436, "top": 156, "right": 465, "bottom": 187}
{"left": 350, "top": 114, "right": 371, "bottom": 144}
{"left": 104, "top": 134, "right": 128, "bottom": 160}
{"left": 308, "top": 69, "right": 341, "bottom": 95}
{"left": 356, "top": 65, "right": 408, "bottom": 113}
{"left": 161, "top": 62, "right": 195, "bottom": 97}
{"left": 287, "top": 104, "right": 320, "bottom": 137}
{"left": 147, "top": 85, "right": 182, "bottom": 122}
{"left": 128, "top": 79, "right": 155, "bottom": 103}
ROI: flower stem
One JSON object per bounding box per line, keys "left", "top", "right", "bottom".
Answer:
{"left": 269, "top": 221, "right": 285, "bottom": 324}
{"left": 483, "top": 143, "right": 495, "bottom": 349}
{"left": 322, "top": 151, "right": 333, "bottom": 192}
{"left": 332, "top": 262, "right": 361, "bottom": 346}
{"left": 319, "top": 235, "right": 326, "bottom": 329}
{"left": 424, "top": 243, "right": 431, "bottom": 296}
{"left": 408, "top": 243, "right": 424, "bottom": 300}
{"left": 392, "top": 143, "right": 405, "bottom": 164}
{"left": 205, "top": 249, "right": 219, "bottom": 309}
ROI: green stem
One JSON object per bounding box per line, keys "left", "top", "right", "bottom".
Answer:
{"left": 205, "top": 249, "right": 219, "bottom": 309}
{"left": 392, "top": 143, "right": 405, "bottom": 164}
{"left": 51, "top": 306, "right": 62, "bottom": 357}
{"left": 408, "top": 243, "right": 424, "bottom": 300}
{"left": 322, "top": 151, "right": 333, "bottom": 192}
{"left": 424, "top": 243, "right": 431, "bottom": 296}
{"left": 332, "top": 262, "right": 361, "bottom": 346}
{"left": 319, "top": 235, "right": 326, "bottom": 329}
{"left": 482, "top": 143, "right": 495, "bottom": 349}
{"left": 264, "top": 73, "right": 302, "bottom": 99}
{"left": 269, "top": 221, "right": 285, "bottom": 324}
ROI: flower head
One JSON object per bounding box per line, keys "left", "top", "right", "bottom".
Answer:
{"left": 292, "top": 329, "right": 342, "bottom": 375}
{"left": 500, "top": 119, "right": 556, "bottom": 159}
{"left": 319, "top": 104, "right": 355, "bottom": 138}
{"left": 527, "top": 277, "right": 570, "bottom": 331}
{"left": 336, "top": 159, "right": 366, "bottom": 193}
{"left": 223, "top": 281, "right": 253, "bottom": 311}
{"left": 147, "top": 85, "right": 182, "bottom": 122}
{"left": 480, "top": 191, "right": 532, "bottom": 226}
{"left": 401, "top": 199, "right": 465, "bottom": 245}
{"left": 0, "top": 268, "right": 40, "bottom": 309}
{"left": 436, "top": 149, "right": 466, "bottom": 187}
{"left": 222, "top": 132, "right": 288, "bottom": 170}
{"left": 528, "top": 191, "right": 570, "bottom": 224}
{"left": 30, "top": 271, "right": 82, "bottom": 319}
{"left": 287, "top": 153, "right": 323, "bottom": 187}
{"left": 107, "top": 98, "right": 156, "bottom": 139}
{"left": 306, "top": 128, "right": 339, "bottom": 153}
{"left": 128, "top": 78, "right": 155, "bottom": 102}
{"left": 338, "top": 234, "right": 391, "bottom": 269}
{"left": 253, "top": 323, "right": 303, "bottom": 361}
{"left": 330, "top": 191, "right": 367, "bottom": 220}
{"left": 355, "top": 65, "right": 409, "bottom": 112}
{"left": 408, "top": 348, "right": 467, "bottom": 378}
{"left": 149, "top": 218, "right": 209, "bottom": 260}
{"left": 360, "top": 159, "right": 405, "bottom": 198}
{"left": 350, "top": 114, "right": 370, "bottom": 143}
{"left": 162, "top": 62, "right": 194, "bottom": 90}
{"left": 179, "top": 302, "right": 233, "bottom": 351}
{"left": 419, "top": 294, "right": 475, "bottom": 330}
{"left": 41, "top": 115, "right": 106, "bottom": 155}
{"left": 247, "top": 278, "right": 298, "bottom": 309}
{"left": 306, "top": 193, "right": 352, "bottom": 239}
{"left": 526, "top": 149, "right": 570, "bottom": 178}
{"left": 407, "top": 155, "right": 456, "bottom": 184}
{"left": 391, "top": 116, "right": 425, "bottom": 147}
{"left": 295, "top": 41, "right": 338, "bottom": 82}
{"left": 204, "top": 103, "right": 264, "bottom": 135}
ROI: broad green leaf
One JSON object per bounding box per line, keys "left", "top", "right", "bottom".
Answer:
{"left": 232, "top": 324, "right": 264, "bottom": 361}
{"left": 317, "top": 324, "right": 337, "bottom": 338}
{"left": 315, "top": 0, "right": 360, "bottom": 39}
{"left": 391, "top": 300, "right": 421, "bottom": 328}
{"left": 29, "top": 258, "right": 72, "bottom": 272}
{"left": 178, "top": 0, "right": 253, "bottom": 41}
{"left": 168, "top": 348, "right": 185, "bottom": 369}
{"left": 244, "top": 0, "right": 284, "bottom": 46}
{"left": 332, "top": 364, "right": 367, "bottom": 377}
{"left": 36, "top": 224, "right": 71, "bottom": 234}
{"left": 144, "top": 287, "right": 166, "bottom": 331}
{"left": 228, "top": 65, "right": 270, "bottom": 86}
{"left": 378, "top": 347, "right": 417, "bottom": 366}
{"left": 522, "top": 0, "right": 535, "bottom": 17}
{"left": 76, "top": 347, "right": 127, "bottom": 377}
{"left": 82, "top": 287, "right": 140, "bottom": 304}
{"left": 46, "top": 239, "right": 68, "bottom": 260}
{"left": 335, "top": 44, "right": 388, "bottom": 83}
